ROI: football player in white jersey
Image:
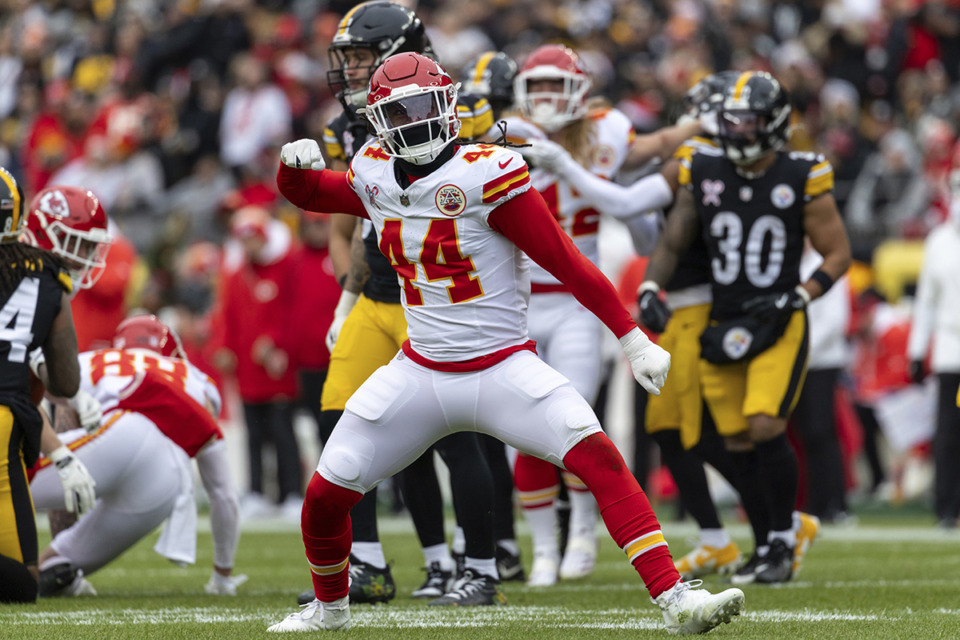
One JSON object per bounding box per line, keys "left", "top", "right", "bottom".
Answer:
{"left": 270, "top": 52, "right": 744, "bottom": 635}
{"left": 497, "top": 45, "right": 699, "bottom": 586}
{"left": 29, "top": 315, "right": 243, "bottom": 596}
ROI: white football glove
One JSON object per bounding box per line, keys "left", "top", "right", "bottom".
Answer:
{"left": 325, "top": 291, "right": 359, "bottom": 352}
{"left": 699, "top": 110, "right": 720, "bottom": 137}
{"left": 67, "top": 390, "right": 102, "bottom": 434}
{"left": 280, "top": 139, "right": 326, "bottom": 171}
{"left": 49, "top": 446, "right": 96, "bottom": 515}
{"left": 204, "top": 571, "right": 248, "bottom": 596}
{"left": 620, "top": 327, "right": 671, "bottom": 396}
{"left": 518, "top": 139, "right": 574, "bottom": 175}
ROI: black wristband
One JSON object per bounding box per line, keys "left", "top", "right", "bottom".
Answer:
{"left": 338, "top": 274, "right": 347, "bottom": 289}
{"left": 809, "top": 269, "right": 834, "bottom": 294}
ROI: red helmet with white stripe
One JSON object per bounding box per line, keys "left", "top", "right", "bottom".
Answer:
{"left": 25, "top": 186, "right": 112, "bottom": 290}
{"left": 514, "top": 45, "right": 591, "bottom": 132}
{"left": 363, "top": 52, "right": 460, "bottom": 165}
{"left": 113, "top": 314, "right": 186, "bottom": 360}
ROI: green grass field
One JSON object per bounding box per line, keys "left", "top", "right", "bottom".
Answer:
{"left": 4, "top": 508, "right": 960, "bottom": 639}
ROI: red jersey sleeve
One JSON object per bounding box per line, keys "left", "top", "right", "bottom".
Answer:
{"left": 488, "top": 188, "right": 637, "bottom": 339}
{"left": 276, "top": 163, "right": 368, "bottom": 218}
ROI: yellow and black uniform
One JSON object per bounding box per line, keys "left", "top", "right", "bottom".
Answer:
{"left": 456, "top": 93, "right": 495, "bottom": 141}
{"left": 646, "top": 136, "right": 716, "bottom": 449}
{"left": 0, "top": 253, "right": 72, "bottom": 569}
{"left": 682, "top": 146, "right": 834, "bottom": 435}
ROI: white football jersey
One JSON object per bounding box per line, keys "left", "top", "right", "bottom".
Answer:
{"left": 501, "top": 110, "right": 634, "bottom": 286}
{"left": 347, "top": 140, "right": 533, "bottom": 361}
{"left": 78, "top": 348, "right": 222, "bottom": 456}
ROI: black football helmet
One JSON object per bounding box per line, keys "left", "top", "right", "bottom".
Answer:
{"left": 327, "top": 1, "right": 434, "bottom": 110}
{"left": 461, "top": 51, "right": 518, "bottom": 117}
{"left": 0, "top": 167, "right": 24, "bottom": 243}
{"left": 683, "top": 70, "right": 739, "bottom": 117}
{"left": 718, "top": 71, "right": 791, "bottom": 165}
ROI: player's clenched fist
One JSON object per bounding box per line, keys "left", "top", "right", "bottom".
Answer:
{"left": 280, "top": 139, "right": 326, "bottom": 171}
{"left": 619, "top": 327, "right": 671, "bottom": 395}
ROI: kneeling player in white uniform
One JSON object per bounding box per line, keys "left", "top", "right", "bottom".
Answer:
{"left": 30, "top": 315, "right": 243, "bottom": 596}
{"left": 271, "top": 52, "right": 744, "bottom": 635}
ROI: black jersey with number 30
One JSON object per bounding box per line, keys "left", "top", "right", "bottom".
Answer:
{"left": 681, "top": 147, "right": 834, "bottom": 321}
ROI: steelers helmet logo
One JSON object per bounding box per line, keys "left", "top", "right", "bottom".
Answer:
{"left": 771, "top": 184, "right": 795, "bottom": 209}
{"left": 722, "top": 325, "right": 754, "bottom": 361}
{"left": 593, "top": 144, "right": 615, "bottom": 170}
{"left": 435, "top": 184, "right": 466, "bottom": 217}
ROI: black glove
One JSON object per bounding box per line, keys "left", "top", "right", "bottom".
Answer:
{"left": 637, "top": 283, "right": 672, "bottom": 334}
{"left": 742, "top": 286, "right": 809, "bottom": 324}
{"left": 909, "top": 360, "right": 925, "bottom": 385}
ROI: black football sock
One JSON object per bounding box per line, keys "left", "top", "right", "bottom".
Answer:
{"left": 397, "top": 448, "right": 446, "bottom": 549}
{"left": 728, "top": 448, "right": 770, "bottom": 548}
{"left": 651, "top": 430, "right": 722, "bottom": 530}
{"left": 436, "top": 433, "right": 495, "bottom": 560}
{"left": 755, "top": 433, "right": 800, "bottom": 535}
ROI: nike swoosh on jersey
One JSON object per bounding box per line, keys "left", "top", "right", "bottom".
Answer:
{"left": 498, "top": 158, "right": 513, "bottom": 169}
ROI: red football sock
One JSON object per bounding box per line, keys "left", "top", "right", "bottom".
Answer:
{"left": 301, "top": 472, "right": 363, "bottom": 602}
{"left": 563, "top": 433, "right": 680, "bottom": 598}
{"left": 514, "top": 452, "right": 560, "bottom": 510}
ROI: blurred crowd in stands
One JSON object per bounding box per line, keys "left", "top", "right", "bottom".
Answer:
{"left": 3, "top": 0, "right": 960, "bottom": 518}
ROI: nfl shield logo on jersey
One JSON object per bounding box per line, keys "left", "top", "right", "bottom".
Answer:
{"left": 722, "top": 325, "right": 754, "bottom": 361}
{"left": 771, "top": 184, "right": 795, "bottom": 209}
{"left": 435, "top": 185, "right": 467, "bottom": 217}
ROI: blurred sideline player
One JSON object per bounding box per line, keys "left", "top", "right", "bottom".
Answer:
{"left": 307, "top": 0, "right": 497, "bottom": 605}
{"left": 501, "top": 44, "right": 699, "bottom": 586}
{"left": 643, "top": 72, "right": 850, "bottom": 584}
{"left": 524, "top": 72, "right": 821, "bottom": 581}
{"left": 0, "top": 167, "right": 96, "bottom": 603}
{"left": 30, "top": 315, "right": 243, "bottom": 596}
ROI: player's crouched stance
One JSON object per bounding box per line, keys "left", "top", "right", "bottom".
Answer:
{"left": 267, "top": 52, "right": 743, "bottom": 635}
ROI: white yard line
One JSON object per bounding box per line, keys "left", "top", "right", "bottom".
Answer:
{"left": 2, "top": 606, "right": 958, "bottom": 628}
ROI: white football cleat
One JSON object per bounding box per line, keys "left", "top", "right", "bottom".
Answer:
{"left": 526, "top": 551, "right": 559, "bottom": 587}
{"left": 64, "top": 570, "right": 97, "bottom": 597}
{"left": 655, "top": 580, "right": 744, "bottom": 635}
{"left": 267, "top": 597, "right": 351, "bottom": 632}
{"left": 558, "top": 535, "right": 597, "bottom": 580}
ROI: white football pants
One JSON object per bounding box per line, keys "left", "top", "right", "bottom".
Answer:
{"left": 30, "top": 412, "right": 190, "bottom": 574}
{"left": 317, "top": 350, "right": 603, "bottom": 493}
{"left": 527, "top": 292, "right": 604, "bottom": 404}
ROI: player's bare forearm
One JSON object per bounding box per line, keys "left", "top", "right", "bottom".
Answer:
{"left": 623, "top": 121, "right": 701, "bottom": 170}
{"left": 644, "top": 188, "right": 699, "bottom": 287}
{"left": 802, "top": 193, "right": 852, "bottom": 300}
{"left": 328, "top": 214, "right": 356, "bottom": 282}
{"left": 42, "top": 295, "right": 80, "bottom": 398}
{"left": 344, "top": 222, "right": 370, "bottom": 294}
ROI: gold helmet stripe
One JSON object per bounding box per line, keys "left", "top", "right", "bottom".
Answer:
{"left": 732, "top": 71, "right": 756, "bottom": 101}
{"left": 0, "top": 169, "right": 21, "bottom": 233}
{"left": 472, "top": 51, "right": 496, "bottom": 85}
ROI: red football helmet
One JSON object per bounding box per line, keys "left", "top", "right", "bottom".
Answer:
{"left": 363, "top": 52, "right": 460, "bottom": 165}
{"left": 514, "top": 45, "right": 591, "bottom": 132}
{"left": 25, "top": 186, "right": 112, "bottom": 290}
{"left": 113, "top": 314, "right": 186, "bottom": 360}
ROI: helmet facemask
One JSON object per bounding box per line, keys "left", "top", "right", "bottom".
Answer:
{"left": 328, "top": 45, "right": 383, "bottom": 110}
{"left": 43, "top": 221, "right": 112, "bottom": 290}
{"left": 719, "top": 106, "right": 790, "bottom": 166}
{"left": 365, "top": 83, "right": 460, "bottom": 165}
{"left": 515, "top": 70, "right": 590, "bottom": 133}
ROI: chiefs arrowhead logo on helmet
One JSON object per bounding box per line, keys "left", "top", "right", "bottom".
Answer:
{"left": 24, "top": 186, "right": 112, "bottom": 290}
